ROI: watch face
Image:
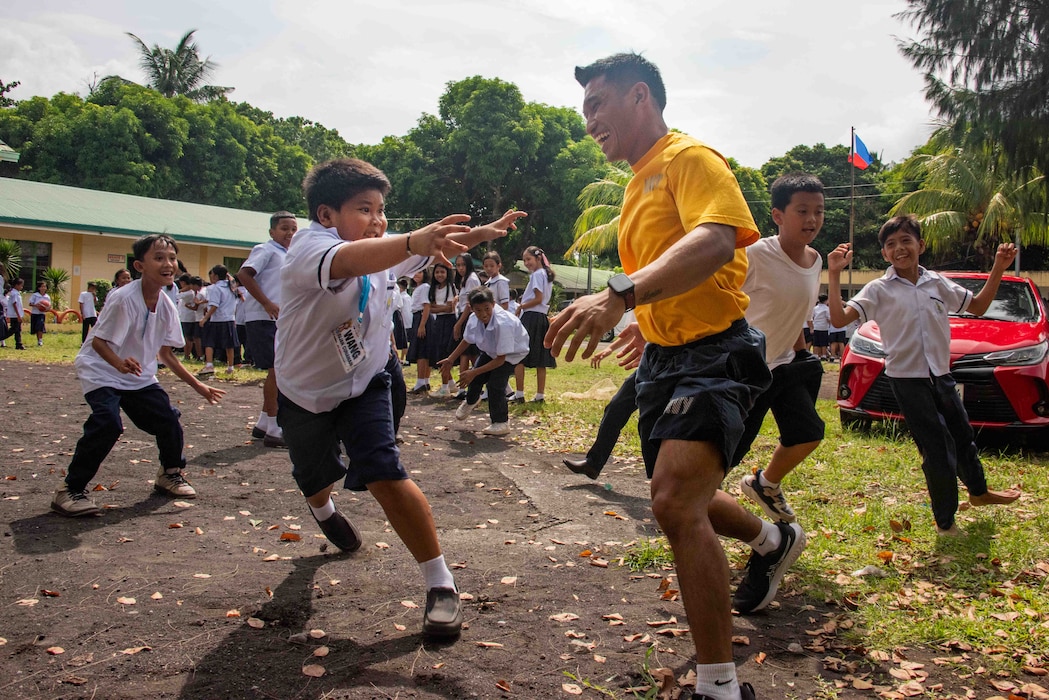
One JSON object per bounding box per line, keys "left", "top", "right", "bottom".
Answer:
{"left": 609, "top": 274, "right": 632, "bottom": 294}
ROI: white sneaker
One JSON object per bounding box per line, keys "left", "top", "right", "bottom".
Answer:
{"left": 455, "top": 399, "right": 479, "bottom": 420}
{"left": 198, "top": 363, "right": 215, "bottom": 376}
{"left": 482, "top": 422, "right": 511, "bottom": 436}
{"left": 434, "top": 385, "right": 451, "bottom": 397}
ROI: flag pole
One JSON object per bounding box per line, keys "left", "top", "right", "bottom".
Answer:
{"left": 848, "top": 126, "right": 855, "bottom": 298}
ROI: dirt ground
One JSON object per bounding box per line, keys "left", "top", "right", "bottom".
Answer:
{"left": 0, "top": 360, "right": 987, "bottom": 699}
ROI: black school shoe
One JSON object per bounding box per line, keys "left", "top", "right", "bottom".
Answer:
{"left": 422, "top": 587, "right": 462, "bottom": 638}
{"left": 563, "top": 457, "right": 601, "bottom": 480}
{"left": 733, "top": 521, "right": 806, "bottom": 614}
{"left": 312, "top": 508, "right": 362, "bottom": 552}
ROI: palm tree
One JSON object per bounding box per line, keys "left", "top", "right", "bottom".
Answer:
{"left": 127, "top": 29, "right": 232, "bottom": 102}
{"left": 891, "top": 133, "right": 1046, "bottom": 270}
{"left": 42, "top": 267, "right": 70, "bottom": 310}
{"left": 567, "top": 162, "right": 632, "bottom": 258}
{"left": 0, "top": 238, "right": 21, "bottom": 281}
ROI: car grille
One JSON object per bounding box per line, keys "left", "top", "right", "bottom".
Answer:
{"left": 857, "top": 357, "right": 1019, "bottom": 424}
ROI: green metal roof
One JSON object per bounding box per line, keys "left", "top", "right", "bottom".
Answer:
{"left": 0, "top": 140, "right": 19, "bottom": 163}
{"left": 0, "top": 178, "right": 307, "bottom": 248}
{"left": 512, "top": 260, "right": 617, "bottom": 294}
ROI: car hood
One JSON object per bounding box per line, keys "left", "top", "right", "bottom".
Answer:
{"left": 858, "top": 318, "right": 1046, "bottom": 355}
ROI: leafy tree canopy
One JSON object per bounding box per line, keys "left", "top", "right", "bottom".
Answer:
{"left": 126, "top": 29, "right": 233, "bottom": 102}
{"left": 898, "top": 0, "right": 1049, "bottom": 178}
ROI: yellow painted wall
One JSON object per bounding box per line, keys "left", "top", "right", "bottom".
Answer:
{"left": 0, "top": 224, "right": 253, "bottom": 310}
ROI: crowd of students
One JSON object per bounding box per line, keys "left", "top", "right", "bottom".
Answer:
{"left": 21, "top": 51, "right": 1026, "bottom": 700}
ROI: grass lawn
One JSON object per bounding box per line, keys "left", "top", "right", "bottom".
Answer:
{"left": 16, "top": 323, "right": 1049, "bottom": 678}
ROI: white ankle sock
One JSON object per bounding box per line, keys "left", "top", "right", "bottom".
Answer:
{"left": 749, "top": 520, "right": 782, "bottom": 556}
{"left": 758, "top": 471, "right": 779, "bottom": 488}
{"left": 309, "top": 498, "right": 336, "bottom": 521}
{"left": 256, "top": 413, "right": 271, "bottom": 431}
{"left": 414, "top": 379, "right": 428, "bottom": 389}
{"left": 533, "top": 392, "right": 544, "bottom": 400}
{"left": 695, "top": 662, "right": 740, "bottom": 699}
{"left": 513, "top": 391, "right": 525, "bottom": 399}
{"left": 266, "top": 425, "right": 283, "bottom": 439}
{"left": 419, "top": 554, "right": 456, "bottom": 591}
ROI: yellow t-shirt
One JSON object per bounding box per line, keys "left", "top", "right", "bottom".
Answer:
{"left": 619, "top": 132, "right": 758, "bottom": 346}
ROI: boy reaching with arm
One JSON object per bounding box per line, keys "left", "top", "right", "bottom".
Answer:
{"left": 827, "top": 216, "right": 1020, "bottom": 536}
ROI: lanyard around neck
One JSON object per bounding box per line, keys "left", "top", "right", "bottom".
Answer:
{"left": 357, "top": 277, "right": 370, "bottom": 324}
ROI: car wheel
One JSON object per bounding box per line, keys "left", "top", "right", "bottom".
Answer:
{"left": 839, "top": 409, "right": 871, "bottom": 432}
{"left": 600, "top": 329, "right": 614, "bottom": 343}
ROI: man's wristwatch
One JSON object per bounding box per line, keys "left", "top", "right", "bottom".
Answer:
{"left": 607, "top": 273, "right": 636, "bottom": 311}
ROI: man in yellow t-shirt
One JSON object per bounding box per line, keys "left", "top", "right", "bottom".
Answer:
{"left": 547, "top": 53, "right": 805, "bottom": 700}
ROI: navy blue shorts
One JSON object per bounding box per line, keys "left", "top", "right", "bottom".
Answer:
{"left": 635, "top": 319, "right": 771, "bottom": 478}
{"left": 731, "top": 350, "right": 825, "bottom": 467}
{"left": 245, "top": 320, "right": 277, "bottom": 370}
{"left": 181, "top": 321, "right": 199, "bottom": 341}
{"left": 202, "top": 320, "right": 238, "bottom": 351}
{"left": 277, "top": 371, "right": 408, "bottom": 497}
{"left": 812, "top": 329, "right": 829, "bottom": 347}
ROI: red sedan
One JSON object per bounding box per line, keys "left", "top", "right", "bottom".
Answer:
{"left": 837, "top": 273, "right": 1049, "bottom": 431}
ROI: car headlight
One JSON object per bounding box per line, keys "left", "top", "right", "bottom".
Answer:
{"left": 849, "top": 333, "right": 887, "bottom": 358}
{"left": 983, "top": 341, "right": 1048, "bottom": 366}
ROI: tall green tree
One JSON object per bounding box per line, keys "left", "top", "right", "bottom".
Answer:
{"left": 0, "top": 79, "right": 19, "bottom": 108}
{"left": 126, "top": 29, "right": 232, "bottom": 102}
{"left": 897, "top": 0, "right": 1049, "bottom": 178}
{"left": 890, "top": 130, "right": 1046, "bottom": 269}
{"left": 568, "top": 162, "right": 630, "bottom": 258}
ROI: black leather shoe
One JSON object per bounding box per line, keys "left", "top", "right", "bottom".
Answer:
{"left": 422, "top": 587, "right": 462, "bottom": 638}
{"left": 263, "top": 433, "right": 287, "bottom": 448}
{"left": 251, "top": 426, "right": 266, "bottom": 439}
{"left": 312, "top": 508, "right": 362, "bottom": 552}
{"left": 563, "top": 457, "right": 601, "bottom": 480}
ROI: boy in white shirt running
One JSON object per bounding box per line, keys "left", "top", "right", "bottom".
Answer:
{"left": 275, "top": 158, "right": 525, "bottom": 638}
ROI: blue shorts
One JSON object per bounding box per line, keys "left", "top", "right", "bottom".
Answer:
{"left": 731, "top": 350, "right": 825, "bottom": 467}
{"left": 277, "top": 371, "right": 408, "bottom": 497}
{"left": 635, "top": 319, "right": 771, "bottom": 478}
{"left": 245, "top": 320, "right": 276, "bottom": 370}
{"left": 202, "top": 320, "right": 238, "bottom": 351}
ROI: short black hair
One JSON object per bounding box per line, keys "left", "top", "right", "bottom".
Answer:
{"left": 575, "top": 52, "right": 667, "bottom": 112}
{"left": 468, "top": 287, "right": 495, "bottom": 306}
{"left": 303, "top": 158, "right": 391, "bottom": 221}
{"left": 878, "top": 215, "right": 922, "bottom": 246}
{"left": 132, "top": 235, "right": 178, "bottom": 262}
{"left": 270, "top": 210, "right": 297, "bottom": 229}
{"left": 770, "top": 172, "right": 824, "bottom": 212}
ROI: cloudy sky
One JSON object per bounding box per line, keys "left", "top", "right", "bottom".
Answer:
{"left": 2, "top": 0, "right": 939, "bottom": 169}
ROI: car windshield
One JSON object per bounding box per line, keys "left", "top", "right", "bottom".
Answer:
{"left": 949, "top": 279, "right": 1040, "bottom": 322}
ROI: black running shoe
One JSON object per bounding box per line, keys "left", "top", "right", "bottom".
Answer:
{"left": 733, "top": 522, "right": 806, "bottom": 614}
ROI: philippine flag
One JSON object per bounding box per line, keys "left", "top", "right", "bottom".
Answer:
{"left": 848, "top": 133, "right": 872, "bottom": 170}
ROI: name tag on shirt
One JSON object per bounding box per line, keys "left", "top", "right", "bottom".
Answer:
{"left": 332, "top": 320, "right": 367, "bottom": 373}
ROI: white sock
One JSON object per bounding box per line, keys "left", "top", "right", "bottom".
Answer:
{"left": 695, "top": 662, "right": 740, "bottom": 699}
{"left": 533, "top": 392, "right": 545, "bottom": 401}
{"left": 447, "top": 380, "right": 457, "bottom": 391}
{"left": 309, "top": 497, "right": 336, "bottom": 521}
{"left": 513, "top": 390, "right": 525, "bottom": 399}
{"left": 758, "top": 471, "right": 779, "bottom": 489}
{"left": 419, "top": 554, "right": 456, "bottom": 591}
{"left": 256, "top": 413, "right": 271, "bottom": 431}
{"left": 414, "top": 379, "right": 428, "bottom": 389}
{"left": 266, "top": 425, "right": 283, "bottom": 439}
{"left": 749, "top": 520, "right": 782, "bottom": 556}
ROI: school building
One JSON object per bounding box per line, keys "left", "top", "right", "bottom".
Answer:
{"left": 0, "top": 178, "right": 307, "bottom": 309}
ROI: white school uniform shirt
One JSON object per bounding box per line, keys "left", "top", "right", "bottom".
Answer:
{"left": 6, "top": 289, "right": 23, "bottom": 318}
{"left": 463, "top": 304, "right": 530, "bottom": 365}
{"left": 78, "top": 291, "right": 98, "bottom": 320}
{"left": 74, "top": 279, "right": 184, "bottom": 394}
{"left": 430, "top": 282, "right": 456, "bottom": 316}
{"left": 810, "top": 302, "right": 831, "bottom": 332}
{"left": 410, "top": 283, "right": 430, "bottom": 313}
{"left": 485, "top": 273, "right": 511, "bottom": 307}
{"left": 521, "top": 269, "right": 552, "bottom": 314}
{"left": 191, "top": 290, "right": 207, "bottom": 322}
{"left": 177, "top": 289, "right": 197, "bottom": 323}
{"left": 846, "top": 265, "right": 972, "bottom": 379}
{"left": 455, "top": 272, "right": 480, "bottom": 315}
{"left": 28, "top": 292, "right": 50, "bottom": 315}
{"left": 275, "top": 222, "right": 429, "bottom": 414}
{"left": 742, "top": 236, "right": 822, "bottom": 370}
{"left": 398, "top": 290, "right": 412, "bottom": 327}
{"left": 240, "top": 239, "right": 288, "bottom": 322}
{"left": 205, "top": 281, "right": 237, "bottom": 322}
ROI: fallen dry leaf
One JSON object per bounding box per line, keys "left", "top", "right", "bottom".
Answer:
{"left": 116, "top": 597, "right": 136, "bottom": 605}
{"left": 500, "top": 576, "right": 518, "bottom": 585}
{"left": 401, "top": 600, "right": 419, "bottom": 609}
{"left": 495, "top": 679, "right": 512, "bottom": 692}
{"left": 226, "top": 610, "right": 241, "bottom": 618}
{"left": 549, "top": 612, "right": 580, "bottom": 623}
{"left": 562, "top": 682, "right": 583, "bottom": 695}
{"left": 39, "top": 589, "right": 60, "bottom": 597}
{"left": 309, "top": 629, "right": 326, "bottom": 639}
{"left": 476, "top": 641, "right": 504, "bottom": 648}
{"left": 280, "top": 532, "right": 301, "bottom": 542}
{"left": 46, "top": 646, "right": 65, "bottom": 655}
{"left": 302, "top": 664, "right": 325, "bottom": 677}
{"left": 121, "top": 646, "right": 151, "bottom": 655}
{"left": 313, "top": 646, "right": 329, "bottom": 657}
{"left": 193, "top": 573, "right": 211, "bottom": 579}
{"left": 247, "top": 618, "right": 265, "bottom": 629}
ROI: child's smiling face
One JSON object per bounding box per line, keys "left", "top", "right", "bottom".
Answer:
{"left": 522, "top": 252, "right": 538, "bottom": 272}
{"left": 318, "top": 189, "right": 388, "bottom": 242}
{"left": 135, "top": 240, "right": 179, "bottom": 288}
{"left": 483, "top": 258, "right": 500, "bottom": 278}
